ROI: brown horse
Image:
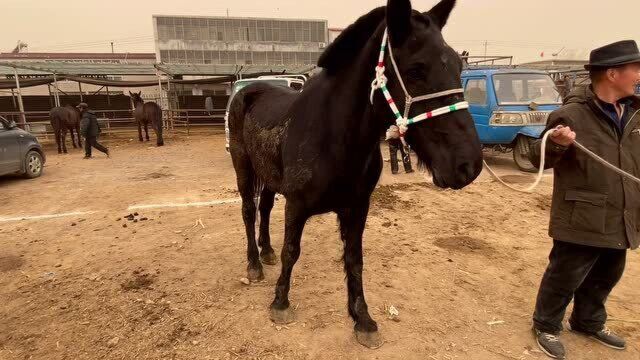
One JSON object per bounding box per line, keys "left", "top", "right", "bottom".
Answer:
{"left": 50, "top": 105, "right": 82, "bottom": 154}
{"left": 130, "top": 91, "right": 164, "bottom": 146}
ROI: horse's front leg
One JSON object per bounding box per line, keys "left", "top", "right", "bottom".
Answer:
{"left": 338, "top": 201, "right": 381, "bottom": 349}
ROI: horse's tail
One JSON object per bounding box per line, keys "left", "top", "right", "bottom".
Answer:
{"left": 229, "top": 89, "right": 264, "bottom": 205}
{"left": 49, "top": 107, "right": 62, "bottom": 129}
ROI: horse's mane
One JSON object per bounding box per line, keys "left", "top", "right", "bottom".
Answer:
{"left": 317, "top": 7, "right": 386, "bottom": 74}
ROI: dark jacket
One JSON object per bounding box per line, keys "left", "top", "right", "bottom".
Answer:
{"left": 80, "top": 111, "right": 101, "bottom": 137}
{"left": 529, "top": 86, "right": 640, "bottom": 250}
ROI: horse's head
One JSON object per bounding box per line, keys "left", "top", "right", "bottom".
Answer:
{"left": 129, "top": 91, "right": 144, "bottom": 106}
{"left": 381, "top": 0, "right": 482, "bottom": 189}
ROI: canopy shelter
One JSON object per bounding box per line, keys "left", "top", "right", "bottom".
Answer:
{"left": 0, "top": 60, "right": 317, "bottom": 126}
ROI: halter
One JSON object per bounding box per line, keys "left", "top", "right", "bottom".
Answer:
{"left": 370, "top": 29, "right": 469, "bottom": 145}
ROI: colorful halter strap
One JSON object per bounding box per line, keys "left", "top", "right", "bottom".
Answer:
{"left": 370, "top": 29, "right": 469, "bottom": 143}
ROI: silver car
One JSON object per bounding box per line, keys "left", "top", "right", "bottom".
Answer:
{"left": 0, "top": 116, "right": 46, "bottom": 179}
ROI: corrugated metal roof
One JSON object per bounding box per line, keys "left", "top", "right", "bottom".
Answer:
{"left": 155, "top": 63, "right": 316, "bottom": 76}
{"left": 0, "top": 52, "right": 155, "bottom": 60}
{"left": 0, "top": 61, "right": 317, "bottom": 76}
{"left": 0, "top": 61, "right": 157, "bottom": 76}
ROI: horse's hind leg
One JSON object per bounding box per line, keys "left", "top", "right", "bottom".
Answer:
{"left": 76, "top": 125, "right": 82, "bottom": 148}
{"left": 144, "top": 122, "right": 150, "bottom": 141}
{"left": 69, "top": 128, "right": 77, "bottom": 148}
{"left": 338, "top": 202, "right": 381, "bottom": 349}
{"left": 230, "top": 147, "right": 263, "bottom": 282}
{"left": 137, "top": 121, "right": 143, "bottom": 142}
{"left": 258, "top": 188, "right": 277, "bottom": 265}
{"left": 155, "top": 121, "right": 164, "bottom": 147}
{"left": 61, "top": 129, "right": 68, "bottom": 154}
{"left": 55, "top": 129, "right": 62, "bottom": 154}
{"left": 270, "top": 199, "right": 308, "bottom": 324}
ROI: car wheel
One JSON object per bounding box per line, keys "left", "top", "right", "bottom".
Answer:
{"left": 24, "top": 150, "right": 44, "bottom": 179}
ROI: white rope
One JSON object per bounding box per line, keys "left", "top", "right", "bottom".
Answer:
{"left": 484, "top": 128, "right": 640, "bottom": 193}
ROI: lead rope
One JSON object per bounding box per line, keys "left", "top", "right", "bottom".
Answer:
{"left": 484, "top": 128, "right": 640, "bottom": 193}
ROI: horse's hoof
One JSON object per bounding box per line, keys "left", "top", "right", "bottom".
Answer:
{"left": 355, "top": 330, "right": 383, "bottom": 349}
{"left": 247, "top": 267, "right": 264, "bottom": 282}
{"left": 270, "top": 307, "right": 295, "bottom": 324}
{"left": 260, "top": 251, "right": 278, "bottom": 265}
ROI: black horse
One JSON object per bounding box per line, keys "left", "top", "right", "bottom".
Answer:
{"left": 50, "top": 105, "right": 82, "bottom": 154}
{"left": 130, "top": 91, "right": 164, "bottom": 146}
{"left": 228, "top": 0, "right": 482, "bottom": 348}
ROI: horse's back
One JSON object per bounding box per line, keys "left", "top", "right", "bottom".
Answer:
{"left": 136, "top": 102, "right": 161, "bottom": 125}
{"left": 49, "top": 107, "right": 66, "bottom": 129}
{"left": 229, "top": 83, "right": 299, "bottom": 191}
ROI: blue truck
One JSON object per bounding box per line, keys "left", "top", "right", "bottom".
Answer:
{"left": 461, "top": 68, "right": 562, "bottom": 172}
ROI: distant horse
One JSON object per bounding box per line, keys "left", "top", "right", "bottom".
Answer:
{"left": 229, "top": 0, "right": 482, "bottom": 348}
{"left": 130, "top": 91, "right": 164, "bottom": 146}
{"left": 50, "top": 105, "right": 82, "bottom": 154}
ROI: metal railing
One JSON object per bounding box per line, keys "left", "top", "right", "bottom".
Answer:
{"left": 0, "top": 108, "right": 226, "bottom": 138}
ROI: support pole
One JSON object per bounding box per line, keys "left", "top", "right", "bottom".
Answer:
{"left": 78, "top": 82, "right": 83, "bottom": 102}
{"left": 13, "top": 67, "right": 26, "bottom": 128}
{"left": 106, "top": 86, "right": 111, "bottom": 106}
{"left": 10, "top": 88, "right": 17, "bottom": 109}
{"left": 47, "top": 84, "right": 54, "bottom": 108}
{"left": 53, "top": 73, "right": 60, "bottom": 107}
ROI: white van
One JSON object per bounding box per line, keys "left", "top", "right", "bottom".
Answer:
{"left": 225, "top": 76, "right": 306, "bottom": 152}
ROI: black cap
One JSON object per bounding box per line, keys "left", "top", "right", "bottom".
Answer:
{"left": 76, "top": 102, "right": 88, "bottom": 109}
{"left": 585, "top": 40, "right": 640, "bottom": 70}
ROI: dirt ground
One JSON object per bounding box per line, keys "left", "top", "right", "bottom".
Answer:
{"left": 1, "top": 131, "right": 638, "bottom": 360}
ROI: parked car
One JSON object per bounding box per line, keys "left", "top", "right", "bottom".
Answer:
{"left": 0, "top": 116, "right": 45, "bottom": 179}
{"left": 225, "top": 76, "right": 306, "bottom": 152}
{"left": 461, "top": 68, "right": 562, "bottom": 172}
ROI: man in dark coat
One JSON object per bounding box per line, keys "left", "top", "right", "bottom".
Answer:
{"left": 386, "top": 125, "right": 413, "bottom": 174}
{"left": 528, "top": 41, "right": 640, "bottom": 359}
{"left": 78, "top": 103, "right": 109, "bottom": 159}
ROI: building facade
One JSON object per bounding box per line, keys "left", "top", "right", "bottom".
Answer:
{"left": 153, "top": 15, "right": 328, "bottom": 66}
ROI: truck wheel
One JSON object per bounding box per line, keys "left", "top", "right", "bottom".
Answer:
{"left": 513, "top": 136, "right": 537, "bottom": 173}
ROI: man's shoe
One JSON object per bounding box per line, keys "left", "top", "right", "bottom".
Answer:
{"left": 569, "top": 325, "right": 626, "bottom": 350}
{"left": 83, "top": 156, "right": 92, "bottom": 159}
{"left": 534, "top": 329, "right": 566, "bottom": 359}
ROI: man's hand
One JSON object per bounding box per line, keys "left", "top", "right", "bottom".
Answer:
{"left": 550, "top": 125, "right": 576, "bottom": 147}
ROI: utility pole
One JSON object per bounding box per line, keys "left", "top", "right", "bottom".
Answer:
{"left": 483, "top": 40, "right": 488, "bottom": 57}
{"left": 111, "top": 42, "right": 114, "bottom": 54}
{"left": 226, "top": 8, "right": 229, "bottom": 17}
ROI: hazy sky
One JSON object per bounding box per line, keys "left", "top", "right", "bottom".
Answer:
{"left": 2, "top": 0, "right": 639, "bottom": 63}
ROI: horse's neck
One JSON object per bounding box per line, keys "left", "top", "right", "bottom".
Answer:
{"left": 326, "top": 34, "right": 386, "bottom": 152}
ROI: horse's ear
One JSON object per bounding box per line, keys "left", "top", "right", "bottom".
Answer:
{"left": 317, "top": 7, "right": 386, "bottom": 72}
{"left": 386, "top": 0, "right": 412, "bottom": 45}
{"left": 424, "top": 0, "right": 456, "bottom": 30}
{"left": 129, "top": 91, "right": 133, "bottom": 96}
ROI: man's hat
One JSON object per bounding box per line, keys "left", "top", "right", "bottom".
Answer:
{"left": 585, "top": 40, "right": 640, "bottom": 70}
{"left": 76, "top": 102, "right": 88, "bottom": 109}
